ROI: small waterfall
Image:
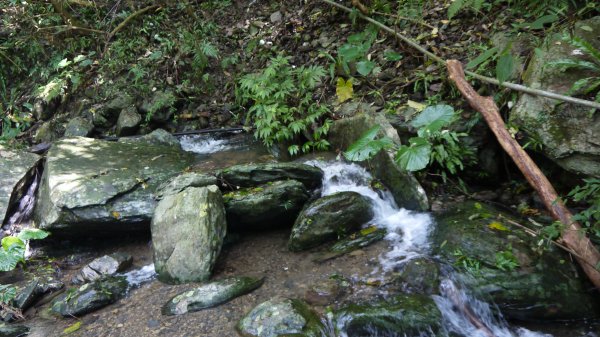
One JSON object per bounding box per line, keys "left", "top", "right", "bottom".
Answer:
{"left": 5, "top": 166, "right": 41, "bottom": 230}
{"left": 309, "top": 160, "right": 550, "bottom": 337}
{"left": 119, "top": 263, "right": 157, "bottom": 290}
{"left": 180, "top": 135, "right": 233, "bottom": 154}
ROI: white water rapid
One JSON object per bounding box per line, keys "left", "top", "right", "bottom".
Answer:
{"left": 180, "top": 134, "right": 233, "bottom": 154}
{"left": 310, "top": 160, "right": 550, "bottom": 337}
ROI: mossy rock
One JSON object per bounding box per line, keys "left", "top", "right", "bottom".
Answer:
{"left": 51, "top": 276, "right": 128, "bottom": 317}
{"left": 217, "top": 163, "right": 323, "bottom": 190}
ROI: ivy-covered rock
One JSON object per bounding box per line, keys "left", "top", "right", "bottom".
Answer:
{"left": 0, "top": 146, "right": 40, "bottom": 225}
{"left": 33, "top": 137, "right": 193, "bottom": 236}
{"left": 217, "top": 163, "right": 323, "bottom": 190}
{"left": 510, "top": 17, "right": 600, "bottom": 178}
{"left": 224, "top": 180, "right": 309, "bottom": 229}
{"left": 51, "top": 276, "right": 128, "bottom": 317}
{"left": 433, "top": 201, "right": 600, "bottom": 320}
{"left": 288, "top": 192, "right": 374, "bottom": 251}
{"left": 162, "top": 276, "right": 264, "bottom": 315}
{"left": 71, "top": 253, "right": 133, "bottom": 284}
{"left": 237, "top": 298, "right": 323, "bottom": 337}
{"left": 334, "top": 295, "right": 443, "bottom": 337}
{"left": 152, "top": 185, "right": 226, "bottom": 284}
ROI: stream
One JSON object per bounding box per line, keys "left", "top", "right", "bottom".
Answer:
{"left": 11, "top": 133, "right": 600, "bottom": 336}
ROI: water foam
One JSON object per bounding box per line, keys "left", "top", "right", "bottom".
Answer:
{"left": 120, "top": 264, "right": 157, "bottom": 289}
{"left": 180, "top": 135, "right": 232, "bottom": 154}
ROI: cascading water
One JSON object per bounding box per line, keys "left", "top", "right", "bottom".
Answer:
{"left": 309, "top": 160, "right": 550, "bottom": 337}
{"left": 180, "top": 134, "right": 234, "bottom": 154}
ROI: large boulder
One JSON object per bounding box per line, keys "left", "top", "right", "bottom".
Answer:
{"left": 0, "top": 146, "right": 40, "bottom": 225}
{"left": 217, "top": 163, "right": 323, "bottom": 190}
{"left": 162, "top": 276, "right": 264, "bottom": 315}
{"left": 224, "top": 180, "right": 310, "bottom": 229}
{"left": 237, "top": 298, "right": 323, "bottom": 337}
{"left": 328, "top": 113, "right": 429, "bottom": 210}
{"left": 152, "top": 185, "right": 226, "bottom": 284}
{"left": 433, "top": 201, "right": 600, "bottom": 321}
{"left": 288, "top": 192, "right": 374, "bottom": 251}
{"left": 64, "top": 117, "right": 94, "bottom": 137}
{"left": 334, "top": 295, "right": 443, "bottom": 337}
{"left": 115, "top": 106, "right": 142, "bottom": 136}
{"left": 51, "top": 276, "right": 128, "bottom": 317}
{"left": 33, "top": 137, "right": 193, "bottom": 235}
{"left": 510, "top": 16, "right": 600, "bottom": 177}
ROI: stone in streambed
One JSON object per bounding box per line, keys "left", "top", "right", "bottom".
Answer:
{"left": 224, "top": 180, "right": 309, "bottom": 229}
{"left": 217, "top": 162, "right": 323, "bottom": 190}
{"left": 71, "top": 253, "right": 133, "bottom": 284}
{"left": 152, "top": 185, "right": 226, "bottom": 284}
{"left": 0, "top": 324, "right": 29, "bottom": 337}
{"left": 162, "top": 276, "right": 264, "bottom": 315}
{"left": 13, "top": 277, "right": 64, "bottom": 311}
{"left": 312, "top": 226, "right": 386, "bottom": 263}
{"left": 51, "top": 276, "right": 127, "bottom": 317}
{"left": 237, "top": 298, "right": 323, "bottom": 337}
{"left": 288, "top": 192, "right": 374, "bottom": 251}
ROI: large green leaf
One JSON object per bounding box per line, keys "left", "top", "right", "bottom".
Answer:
{"left": 466, "top": 47, "right": 498, "bottom": 70}
{"left": 548, "top": 59, "right": 600, "bottom": 72}
{"left": 0, "top": 243, "right": 25, "bottom": 272}
{"left": 410, "top": 104, "right": 455, "bottom": 133}
{"left": 496, "top": 53, "right": 514, "bottom": 84}
{"left": 1, "top": 236, "right": 23, "bottom": 251}
{"left": 395, "top": 137, "right": 431, "bottom": 171}
{"left": 344, "top": 126, "right": 393, "bottom": 162}
{"left": 0, "top": 284, "right": 16, "bottom": 304}
{"left": 356, "top": 60, "right": 376, "bottom": 76}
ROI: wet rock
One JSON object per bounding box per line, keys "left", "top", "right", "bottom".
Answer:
{"left": 393, "top": 257, "right": 441, "bottom": 295}
{"left": 105, "top": 93, "right": 135, "bottom": 115}
{"left": 152, "top": 185, "right": 226, "bottom": 284}
{"left": 217, "top": 163, "right": 323, "bottom": 190}
{"left": 119, "top": 128, "right": 181, "bottom": 148}
{"left": 288, "top": 192, "right": 373, "bottom": 251}
{"left": 0, "top": 324, "right": 29, "bottom": 337}
{"left": 33, "top": 120, "right": 62, "bottom": 143}
{"left": 13, "top": 277, "right": 64, "bottom": 311}
{"left": 0, "top": 146, "right": 40, "bottom": 225}
{"left": 328, "top": 113, "right": 429, "bottom": 210}
{"left": 433, "top": 201, "right": 600, "bottom": 320}
{"left": 140, "top": 91, "right": 176, "bottom": 123}
{"left": 334, "top": 294, "right": 442, "bottom": 336}
{"left": 304, "top": 279, "right": 342, "bottom": 306}
{"left": 156, "top": 172, "right": 217, "bottom": 200}
{"left": 162, "top": 276, "right": 264, "bottom": 315}
{"left": 313, "top": 226, "right": 386, "bottom": 263}
{"left": 510, "top": 16, "right": 600, "bottom": 177}
{"left": 270, "top": 11, "right": 282, "bottom": 23}
{"left": 115, "top": 106, "right": 141, "bottom": 136}
{"left": 64, "top": 117, "right": 94, "bottom": 137}
{"left": 224, "top": 180, "right": 309, "bottom": 230}
{"left": 51, "top": 276, "right": 128, "bottom": 317}
{"left": 237, "top": 298, "right": 323, "bottom": 337}
{"left": 33, "top": 137, "right": 193, "bottom": 236}
{"left": 72, "top": 253, "right": 133, "bottom": 284}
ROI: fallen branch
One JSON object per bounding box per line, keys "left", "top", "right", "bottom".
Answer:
{"left": 107, "top": 5, "right": 161, "bottom": 41}
{"left": 320, "top": 0, "right": 600, "bottom": 110}
{"left": 37, "top": 25, "right": 105, "bottom": 35}
{"left": 447, "top": 59, "right": 600, "bottom": 289}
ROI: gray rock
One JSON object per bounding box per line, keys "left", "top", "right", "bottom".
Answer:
{"left": 510, "top": 16, "right": 600, "bottom": 177}
{"left": 270, "top": 11, "right": 282, "bottom": 23}
{"left": 140, "top": 91, "right": 175, "bottom": 123}
{"left": 313, "top": 226, "right": 386, "bottom": 263}
{"left": 0, "top": 146, "right": 40, "bottom": 225}
{"left": 217, "top": 162, "right": 323, "bottom": 189}
{"left": 119, "top": 129, "right": 181, "bottom": 148}
{"left": 433, "top": 201, "right": 600, "bottom": 320}
{"left": 304, "top": 279, "right": 342, "bottom": 306}
{"left": 64, "top": 117, "right": 93, "bottom": 137}
{"left": 152, "top": 185, "right": 226, "bottom": 284}
{"left": 72, "top": 253, "right": 133, "bottom": 284}
{"left": 237, "top": 298, "right": 323, "bottom": 337}
{"left": 0, "top": 324, "right": 29, "bottom": 337}
{"left": 329, "top": 113, "right": 429, "bottom": 210}
{"left": 156, "top": 172, "right": 217, "bottom": 200}
{"left": 115, "top": 106, "right": 142, "bottom": 136}
{"left": 288, "top": 192, "right": 374, "bottom": 251}
{"left": 33, "top": 137, "right": 193, "bottom": 235}
{"left": 51, "top": 276, "right": 128, "bottom": 317}
{"left": 33, "top": 121, "right": 62, "bottom": 143}
{"left": 13, "top": 277, "right": 64, "bottom": 311}
{"left": 105, "top": 93, "right": 135, "bottom": 116}
{"left": 33, "top": 96, "right": 59, "bottom": 121}
{"left": 162, "top": 276, "right": 264, "bottom": 315}
{"left": 224, "top": 180, "right": 309, "bottom": 229}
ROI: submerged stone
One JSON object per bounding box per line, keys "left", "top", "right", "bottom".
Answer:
{"left": 13, "top": 277, "right": 64, "bottom": 311}
{"left": 51, "top": 276, "right": 128, "bottom": 317}
{"left": 334, "top": 295, "right": 442, "bottom": 337}
{"left": 237, "top": 298, "right": 323, "bottom": 337}
{"left": 217, "top": 162, "right": 323, "bottom": 190}
{"left": 72, "top": 253, "right": 133, "bottom": 284}
{"left": 0, "top": 324, "right": 29, "bottom": 337}
{"left": 433, "top": 201, "right": 600, "bottom": 320}
{"left": 288, "top": 192, "right": 374, "bottom": 251}
{"left": 224, "top": 180, "right": 309, "bottom": 229}
{"left": 33, "top": 137, "right": 193, "bottom": 236}
{"left": 0, "top": 146, "right": 40, "bottom": 225}
{"left": 313, "top": 226, "right": 386, "bottom": 263}
{"left": 162, "top": 276, "right": 264, "bottom": 315}
{"left": 152, "top": 185, "right": 226, "bottom": 284}
{"left": 304, "top": 279, "right": 343, "bottom": 306}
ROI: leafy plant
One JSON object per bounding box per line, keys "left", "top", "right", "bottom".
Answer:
{"left": 495, "top": 247, "right": 520, "bottom": 271}
{"left": 237, "top": 55, "right": 331, "bottom": 155}
{"left": 0, "top": 78, "right": 32, "bottom": 142}
{"left": 452, "top": 249, "right": 481, "bottom": 274}
{"left": 568, "top": 178, "right": 600, "bottom": 239}
{"left": 548, "top": 35, "right": 600, "bottom": 103}
{"left": 0, "top": 228, "right": 49, "bottom": 272}
{"left": 467, "top": 45, "right": 515, "bottom": 84}
{"left": 344, "top": 126, "right": 394, "bottom": 161}
{"left": 329, "top": 25, "right": 380, "bottom": 77}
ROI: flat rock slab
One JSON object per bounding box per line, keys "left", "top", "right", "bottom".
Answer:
{"left": 162, "top": 276, "right": 264, "bottom": 315}
{"left": 217, "top": 162, "right": 323, "bottom": 189}
{"left": 51, "top": 276, "right": 128, "bottom": 317}
{"left": 72, "top": 252, "right": 133, "bottom": 284}
{"left": 34, "top": 137, "right": 193, "bottom": 235}
{"left": 0, "top": 146, "right": 40, "bottom": 224}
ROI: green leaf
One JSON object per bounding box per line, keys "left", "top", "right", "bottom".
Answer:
{"left": 56, "top": 58, "right": 72, "bottom": 69}
{"left": 17, "top": 228, "right": 50, "bottom": 241}
{"left": 410, "top": 104, "right": 455, "bottom": 132}
{"left": 521, "top": 14, "right": 559, "bottom": 30}
{"left": 356, "top": 60, "right": 376, "bottom": 76}
{"left": 466, "top": 47, "right": 498, "bottom": 70}
{"left": 384, "top": 50, "right": 403, "bottom": 62}
{"left": 0, "top": 284, "right": 16, "bottom": 304}
{"left": 339, "top": 44, "right": 363, "bottom": 62}
{"left": 447, "top": 0, "right": 464, "bottom": 19}
{"left": 336, "top": 77, "right": 353, "bottom": 103}
{"left": 571, "top": 36, "right": 600, "bottom": 62}
{"left": 496, "top": 53, "right": 514, "bottom": 84}
{"left": 548, "top": 59, "right": 600, "bottom": 72}
{"left": 63, "top": 321, "right": 82, "bottom": 334}
{"left": 1, "top": 236, "right": 24, "bottom": 251}
{"left": 396, "top": 137, "right": 431, "bottom": 171}
{"left": 344, "top": 126, "right": 393, "bottom": 162}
